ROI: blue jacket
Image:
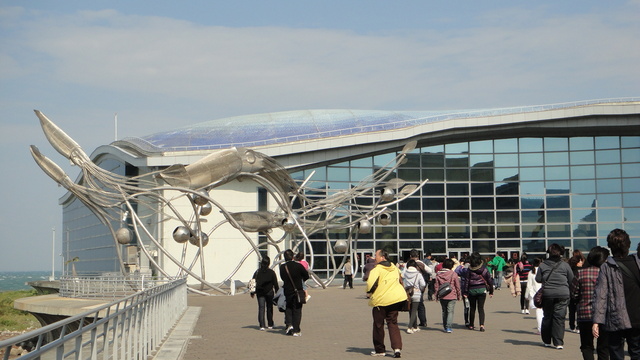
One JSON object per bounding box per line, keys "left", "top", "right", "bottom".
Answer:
{"left": 592, "top": 254, "right": 640, "bottom": 331}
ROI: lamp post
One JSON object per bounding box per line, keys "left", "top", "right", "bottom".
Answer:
{"left": 50, "top": 227, "right": 55, "bottom": 281}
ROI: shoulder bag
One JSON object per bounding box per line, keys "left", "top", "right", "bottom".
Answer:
{"left": 284, "top": 262, "right": 306, "bottom": 304}
{"left": 533, "top": 260, "right": 561, "bottom": 308}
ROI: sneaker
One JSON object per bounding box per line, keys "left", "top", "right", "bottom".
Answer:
{"left": 521, "top": 309, "right": 525, "bottom": 314}
{"left": 412, "top": 327, "right": 420, "bottom": 333}
{"left": 393, "top": 350, "right": 401, "bottom": 358}
{"left": 479, "top": 326, "right": 485, "bottom": 332}
{"left": 267, "top": 326, "right": 273, "bottom": 329}
{"left": 285, "top": 326, "right": 293, "bottom": 335}
{"left": 406, "top": 328, "right": 414, "bottom": 334}
{"left": 370, "top": 351, "right": 386, "bottom": 357}
{"left": 525, "top": 309, "right": 530, "bottom": 314}
{"left": 544, "top": 343, "right": 553, "bottom": 347}
{"left": 556, "top": 345, "right": 563, "bottom": 349}
{"left": 292, "top": 332, "right": 302, "bottom": 337}
{"left": 445, "top": 328, "right": 452, "bottom": 333}
{"left": 259, "top": 327, "right": 265, "bottom": 331}
{"left": 305, "top": 294, "right": 311, "bottom": 302}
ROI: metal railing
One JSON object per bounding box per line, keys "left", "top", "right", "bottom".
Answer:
{"left": 0, "top": 277, "right": 187, "bottom": 360}
{"left": 59, "top": 275, "right": 171, "bottom": 300}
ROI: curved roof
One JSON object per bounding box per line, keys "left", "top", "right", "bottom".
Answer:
{"left": 114, "top": 98, "right": 639, "bottom": 154}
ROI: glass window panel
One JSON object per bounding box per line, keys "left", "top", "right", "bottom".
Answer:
{"left": 423, "top": 212, "right": 445, "bottom": 224}
{"left": 469, "top": 140, "right": 493, "bottom": 153}
{"left": 520, "top": 153, "right": 544, "bottom": 166}
{"left": 597, "top": 194, "right": 622, "bottom": 207}
{"left": 472, "top": 225, "right": 495, "bottom": 238}
{"left": 447, "top": 183, "right": 469, "bottom": 196}
{"left": 545, "top": 181, "right": 570, "bottom": 194}
{"left": 547, "top": 210, "right": 570, "bottom": 223}
{"left": 327, "top": 181, "right": 349, "bottom": 190}
{"left": 447, "top": 212, "right": 470, "bottom": 224}
{"left": 498, "top": 240, "right": 522, "bottom": 248}
{"left": 523, "top": 240, "right": 547, "bottom": 252}
{"left": 519, "top": 138, "right": 543, "bottom": 152}
{"left": 399, "top": 241, "right": 422, "bottom": 249}
{"left": 545, "top": 138, "right": 568, "bottom": 152}
{"left": 571, "top": 165, "right": 595, "bottom": 179}
{"left": 375, "top": 227, "right": 398, "bottom": 241}
{"left": 623, "top": 179, "right": 640, "bottom": 192}
{"left": 621, "top": 136, "right": 640, "bottom": 148}
{"left": 547, "top": 195, "right": 570, "bottom": 208}
{"left": 547, "top": 224, "right": 571, "bottom": 237}
{"left": 446, "top": 169, "right": 469, "bottom": 181}
{"left": 398, "top": 168, "right": 421, "bottom": 181}
{"left": 472, "top": 240, "right": 496, "bottom": 253}
{"left": 522, "top": 210, "right": 543, "bottom": 223}
{"left": 544, "top": 152, "right": 569, "bottom": 166}
{"left": 494, "top": 154, "right": 519, "bottom": 167}
{"left": 306, "top": 167, "right": 326, "bottom": 181}
{"left": 446, "top": 155, "right": 469, "bottom": 167}
{"left": 373, "top": 153, "right": 397, "bottom": 168}
{"left": 496, "top": 197, "right": 519, "bottom": 209}
{"left": 573, "top": 223, "right": 597, "bottom": 237}
{"left": 447, "top": 198, "right": 469, "bottom": 210}
{"left": 573, "top": 238, "right": 597, "bottom": 253}
{"left": 424, "top": 183, "right": 444, "bottom": 196}
{"left": 522, "top": 225, "right": 545, "bottom": 238}
{"left": 622, "top": 164, "right": 640, "bottom": 178}
{"left": 327, "top": 167, "right": 349, "bottom": 181}
{"left": 423, "top": 227, "right": 445, "bottom": 239}
{"left": 520, "top": 168, "right": 544, "bottom": 181}
{"left": 471, "top": 183, "right": 494, "bottom": 195}
{"left": 497, "top": 211, "right": 519, "bottom": 223}
{"left": 570, "top": 151, "right": 595, "bottom": 165}
{"left": 623, "top": 207, "right": 640, "bottom": 222}
{"left": 622, "top": 148, "right": 640, "bottom": 163}
{"left": 596, "top": 149, "right": 620, "bottom": 164}
{"left": 424, "top": 240, "right": 446, "bottom": 253}
{"left": 573, "top": 209, "right": 597, "bottom": 223}
{"left": 596, "top": 164, "right": 621, "bottom": 178}
{"left": 497, "top": 225, "right": 519, "bottom": 238}
{"left": 422, "top": 154, "right": 444, "bottom": 167}
{"left": 403, "top": 153, "right": 421, "bottom": 167}
{"left": 423, "top": 197, "right": 445, "bottom": 211}
{"left": 570, "top": 137, "right": 594, "bottom": 151}
{"left": 495, "top": 182, "right": 519, "bottom": 195}
{"left": 470, "top": 197, "right": 493, "bottom": 210}
{"left": 494, "top": 138, "right": 518, "bottom": 153}
{"left": 447, "top": 226, "right": 470, "bottom": 239}
{"left": 351, "top": 167, "right": 373, "bottom": 181}
{"left": 545, "top": 166, "right": 569, "bottom": 180}
{"left": 572, "top": 180, "right": 596, "bottom": 194}
{"left": 290, "top": 170, "right": 304, "bottom": 181}
{"left": 595, "top": 136, "right": 619, "bottom": 149}
{"left": 597, "top": 179, "right": 622, "bottom": 193}
{"left": 599, "top": 226, "right": 623, "bottom": 240}
{"left": 521, "top": 197, "right": 545, "bottom": 209}
{"left": 351, "top": 157, "right": 373, "bottom": 167}
{"left": 470, "top": 154, "right": 494, "bottom": 168}
{"left": 495, "top": 168, "right": 519, "bottom": 181}
{"left": 470, "top": 168, "right": 494, "bottom": 182}
{"left": 472, "top": 211, "right": 494, "bottom": 223}
{"left": 448, "top": 239, "right": 471, "bottom": 247}
{"left": 398, "top": 212, "right": 421, "bottom": 225}
{"left": 422, "top": 144, "right": 444, "bottom": 152}
{"left": 399, "top": 197, "right": 421, "bottom": 211}
{"left": 422, "top": 169, "right": 444, "bottom": 181}
{"left": 623, "top": 193, "right": 640, "bottom": 208}
{"left": 598, "top": 209, "right": 623, "bottom": 222}
{"left": 399, "top": 226, "right": 421, "bottom": 239}
{"left": 445, "top": 142, "right": 469, "bottom": 154}
{"left": 520, "top": 181, "right": 545, "bottom": 195}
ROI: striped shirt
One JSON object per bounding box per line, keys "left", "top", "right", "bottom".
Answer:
{"left": 571, "top": 266, "right": 600, "bottom": 322}
{"left": 517, "top": 261, "right": 533, "bottom": 282}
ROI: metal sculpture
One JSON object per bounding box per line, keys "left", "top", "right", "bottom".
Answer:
{"left": 30, "top": 110, "right": 428, "bottom": 294}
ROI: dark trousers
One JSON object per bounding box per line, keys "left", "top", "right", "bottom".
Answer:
{"left": 578, "top": 321, "right": 609, "bottom": 360}
{"left": 257, "top": 292, "right": 275, "bottom": 328}
{"left": 468, "top": 293, "right": 487, "bottom": 327}
{"left": 520, "top": 281, "right": 528, "bottom": 310}
{"left": 463, "top": 297, "right": 470, "bottom": 326}
{"left": 569, "top": 298, "right": 579, "bottom": 330}
{"left": 541, "top": 297, "right": 569, "bottom": 347}
{"left": 284, "top": 295, "right": 303, "bottom": 333}
{"left": 608, "top": 328, "right": 640, "bottom": 360}
{"left": 343, "top": 274, "right": 353, "bottom": 289}
{"left": 417, "top": 296, "right": 427, "bottom": 326}
{"left": 372, "top": 302, "right": 403, "bottom": 353}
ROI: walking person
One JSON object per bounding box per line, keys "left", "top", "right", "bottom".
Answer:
{"left": 525, "top": 257, "right": 544, "bottom": 335}
{"left": 407, "top": 249, "right": 431, "bottom": 327}
{"left": 461, "top": 252, "right": 493, "bottom": 332}
{"left": 402, "top": 259, "right": 426, "bottom": 334}
{"left": 536, "top": 243, "right": 574, "bottom": 349}
{"left": 435, "top": 258, "right": 461, "bottom": 333}
{"left": 279, "top": 249, "right": 309, "bottom": 337}
{"left": 251, "top": 256, "right": 279, "bottom": 331}
{"left": 489, "top": 252, "right": 506, "bottom": 290}
{"left": 366, "top": 249, "right": 406, "bottom": 358}
{"left": 516, "top": 253, "right": 533, "bottom": 314}
{"left": 455, "top": 257, "right": 471, "bottom": 328}
{"left": 569, "top": 250, "right": 585, "bottom": 333}
{"left": 572, "top": 246, "right": 610, "bottom": 360}
{"left": 343, "top": 258, "right": 354, "bottom": 289}
{"left": 593, "top": 229, "right": 640, "bottom": 360}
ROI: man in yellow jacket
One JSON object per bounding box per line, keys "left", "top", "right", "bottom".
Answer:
{"left": 366, "top": 249, "right": 407, "bottom": 358}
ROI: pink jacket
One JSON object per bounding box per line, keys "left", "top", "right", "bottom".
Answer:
{"left": 435, "top": 269, "right": 461, "bottom": 301}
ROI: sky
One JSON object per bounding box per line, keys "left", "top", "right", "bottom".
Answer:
{"left": 0, "top": 1, "right": 639, "bottom": 271}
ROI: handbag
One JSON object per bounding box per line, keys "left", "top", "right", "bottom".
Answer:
{"left": 437, "top": 281, "right": 452, "bottom": 299}
{"left": 401, "top": 277, "right": 417, "bottom": 312}
{"left": 534, "top": 261, "right": 562, "bottom": 308}
{"left": 248, "top": 277, "right": 256, "bottom": 294}
{"left": 284, "top": 262, "right": 306, "bottom": 304}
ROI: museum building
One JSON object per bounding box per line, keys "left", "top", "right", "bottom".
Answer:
{"left": 60, "top": 98, "right": 640, "bottom": 282}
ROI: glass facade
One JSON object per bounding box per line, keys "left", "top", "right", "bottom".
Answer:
{"left": 291, "top": 136, "right": 640, "bottom": 278}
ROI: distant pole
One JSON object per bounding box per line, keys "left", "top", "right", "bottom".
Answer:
{"left": 51, "top": 227, "right": 55, "bottom": 281}
{"left": 115, "top": 113, "right": 118, "bottom": 141}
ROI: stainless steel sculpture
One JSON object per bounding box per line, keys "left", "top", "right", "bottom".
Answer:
{"left": 30, "top": 110, "right": 428, "bottom": 294}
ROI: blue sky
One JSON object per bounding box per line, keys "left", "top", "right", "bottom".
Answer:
{"left": 1, "top": 1, "right": 639, "bottom": 271}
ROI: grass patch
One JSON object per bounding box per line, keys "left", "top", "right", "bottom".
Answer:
{"left": 0, "top": 290, "right": 40, "bottom": 332}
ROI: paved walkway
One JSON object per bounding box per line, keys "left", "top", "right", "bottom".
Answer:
{"left": 175, "top": 281, "right": 589, "bottom": 359}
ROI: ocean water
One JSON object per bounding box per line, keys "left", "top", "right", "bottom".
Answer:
{"left": 0, "top": 271, "right": 62, "bottom": 292}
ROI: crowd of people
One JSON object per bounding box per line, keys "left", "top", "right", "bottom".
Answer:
{"left": 247, "top": 228, "right": 640, "bottom": 359}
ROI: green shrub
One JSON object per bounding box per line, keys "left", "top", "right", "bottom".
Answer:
{"left": 0, "top": 290, "right": 39, "bottom": 331}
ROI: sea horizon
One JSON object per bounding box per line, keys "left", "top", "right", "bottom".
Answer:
{"left": 0, "top": 271, "right": 62, "bottom": 292}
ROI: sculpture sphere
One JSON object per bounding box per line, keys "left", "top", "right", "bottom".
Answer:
{"left": 192, "top": 190, "right": 209, "bottom": 206}
{"left": 199, "top": 202, "right": 212, "bottom": 216}
{"left": 334, "top": 240, "right": 348, "bottom": 253}
{"left": 115, "top": 227, "right": 132, "bottom": 244}
{"left": 172, "top": 226, "right": 191, "bottom": 243}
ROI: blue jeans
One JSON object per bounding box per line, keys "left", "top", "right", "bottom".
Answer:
{"left": 541, "top": 297, "right": 569, "bottom": 347}
{"left": 440, "top": 299, "right": 456, "bottom": 329}
{"left": 494, "top": 271, "right": 503, "bottom": 288}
